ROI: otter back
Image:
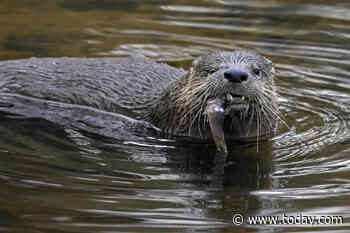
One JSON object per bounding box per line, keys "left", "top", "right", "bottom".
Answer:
{"left": 0, "top": 57, "right": 185, "bottom": 139}
{"left": 0, "top": 57, "right": 185, "bottom": 118}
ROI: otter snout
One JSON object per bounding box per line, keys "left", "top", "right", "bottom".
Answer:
{"left": 224, "top": 69, "right": 248, "bottom": 83}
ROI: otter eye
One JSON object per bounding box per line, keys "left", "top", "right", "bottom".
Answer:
{"left": 253, "top": 68, "right": 261, "bottom": 76}
{"left": 206, "top": 67, "right": 219, "bottom": 75}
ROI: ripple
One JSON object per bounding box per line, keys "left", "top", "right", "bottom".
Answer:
{"left": 2, "top": 1, "right": 350, "bottom": 233}
{"left": 269, "top": 51, "right": 350, "bottom": 186}
{"left": 252, "top": 184, "right": 350, "bottom": 200}
{"left": 160, "top": 5, "right": 233, "bottom": 14}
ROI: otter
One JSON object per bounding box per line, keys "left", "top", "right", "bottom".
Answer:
{"left": 0, "top": 50, "right": 279, "bottom": 152}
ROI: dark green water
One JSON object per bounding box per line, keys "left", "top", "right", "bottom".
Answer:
{"left": 1, "top": 0, "right": 350, "bottom": 232}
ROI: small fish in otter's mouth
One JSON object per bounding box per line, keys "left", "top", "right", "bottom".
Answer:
{"left": 205, "top": 97, "right": 227, "bottom": 154}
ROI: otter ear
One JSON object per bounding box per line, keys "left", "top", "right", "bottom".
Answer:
{"left": 191, "top": 57, "right": 200, "bottom": 69}
{"left": 264, "top": 57, "right": 276, "bottom": 75}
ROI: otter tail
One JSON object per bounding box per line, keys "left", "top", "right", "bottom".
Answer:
{"left": 0, "top": 102, "right": 14, "bottom": 108}
{"left": 0, "top": 94, "right": 22, "bottom": 118}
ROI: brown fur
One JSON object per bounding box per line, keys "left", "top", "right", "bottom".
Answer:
{"left": 147, "top": 50, "right": 281, "bottom": 142}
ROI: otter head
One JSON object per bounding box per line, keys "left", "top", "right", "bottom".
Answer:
{"left": 149, "top": 50, "right": 279, "bottom": 147}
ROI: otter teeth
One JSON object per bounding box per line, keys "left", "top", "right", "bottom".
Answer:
{"left": 226, "top": 93, "right": 233, "bottom": 104}
{"left": 225, "top": 94, "right": 247, "bottom": 104}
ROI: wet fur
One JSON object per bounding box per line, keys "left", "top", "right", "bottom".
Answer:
{"left": 148, "top": 50, "right": 281, "bottom": 142}
{"left": 0, "top": 50, "right": 281, "bottom": 143}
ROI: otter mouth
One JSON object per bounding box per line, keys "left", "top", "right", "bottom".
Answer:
{"left": 224, "top": 93, "right": 249, "bottom": 113}
{"left": 205, "top": 94, "right": 250, "bottom": 153}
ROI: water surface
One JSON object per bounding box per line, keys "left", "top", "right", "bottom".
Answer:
{"left": 1, "top": 0, "right": 350, "bottom": 232}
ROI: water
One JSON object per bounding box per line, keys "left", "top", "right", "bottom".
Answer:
{"left": 1, "top": 0, "right": 350, "bottom": 232}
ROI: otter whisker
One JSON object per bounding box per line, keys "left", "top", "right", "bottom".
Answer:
{"left": 257, "top": 96, "right": 278, "bottom": 127}
{"left": 147, "top": 49, "right": 279, "bottom": 151}
{"left": 259, "top": 90, "right": 289, "bottom": 129}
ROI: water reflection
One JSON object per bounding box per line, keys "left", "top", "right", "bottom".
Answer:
{"left": 58, "top": 0, "right": 140, "bottom": 11}
{"left": 0, "top": 117, "right": 277, "bottom": 232}
{"left": 1, "top": 0, "right": 350, "bottom": 233}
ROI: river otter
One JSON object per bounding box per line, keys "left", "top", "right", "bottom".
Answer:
{"left": 0, "top": 50, "right": 279, "bottom": 151}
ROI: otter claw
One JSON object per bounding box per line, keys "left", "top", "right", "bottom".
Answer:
{"left": 206, "top": 98, "right": 227, "bottom": 154}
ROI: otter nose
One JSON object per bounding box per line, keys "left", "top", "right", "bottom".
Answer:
{"left": 224, "top": 69, "right": 248, "bottom": 83}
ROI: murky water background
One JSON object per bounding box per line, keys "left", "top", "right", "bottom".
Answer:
{"left": 1, "top": 0, "right": 350, "bottom": 232}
